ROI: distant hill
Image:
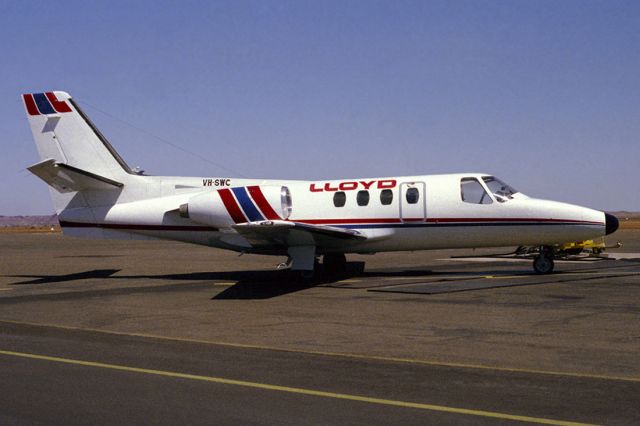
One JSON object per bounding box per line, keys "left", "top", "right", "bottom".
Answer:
{"left": 0, "top": 215, "right": 59, "bottom": 227}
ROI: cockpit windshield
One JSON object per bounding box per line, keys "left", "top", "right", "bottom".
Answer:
{"left": 482, "top": 176, "right": 517, "bottom": 202}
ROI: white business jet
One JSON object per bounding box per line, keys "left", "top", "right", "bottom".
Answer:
{"left": 22, "top": 91, "right": 619, "bottom": 276}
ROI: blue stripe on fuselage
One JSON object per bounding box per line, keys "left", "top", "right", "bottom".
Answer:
{"left": 231, "top": 187, "right": 264, "bottom": 222}
{"left": 32, "top": 93, "right": 56, "bottom": 114}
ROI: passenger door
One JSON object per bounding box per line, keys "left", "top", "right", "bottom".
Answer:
{"left": 399, "top": 182, "right": 426, "bottom": 222}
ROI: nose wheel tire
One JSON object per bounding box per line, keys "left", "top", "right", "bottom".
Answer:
{"left": 533, "top": 254, "right": 554, "bottom": 274}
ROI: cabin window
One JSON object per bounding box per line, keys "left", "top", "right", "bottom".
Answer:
{"left": 380, "top": 189, "right": 393, "bottom": 205}
{"left": 357, "top": 190, "right": 370, "bottom": 206}
{"left": 405, "top": 187, "right": 419, "bottom": 204}
{"left": 333, "top": 191, "right": 346, "bottom": 207}
{"left": 461, "top": 178, "right": 492, "bottom": 204}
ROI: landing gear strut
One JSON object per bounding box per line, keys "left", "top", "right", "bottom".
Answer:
{"left": 287, "top": 245, "right": 317, "bottom": 280}
{"left": 533, "top": 246, "right": 555, "bottom": 274}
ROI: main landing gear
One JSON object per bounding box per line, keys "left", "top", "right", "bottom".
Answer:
{"left": 533, "top": 246, "right": 555, "bottom": 274}
{"left": 282, "top": 247, "right": 351, "bottom": 280}
{"left": 323, "top": 253, "right": 347, "bottom": 276}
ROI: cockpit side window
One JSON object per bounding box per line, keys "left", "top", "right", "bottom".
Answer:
{"left": 482, "top": 176, "right": 517, "bottom": 203}
{"left": 461, "top": 178, "right": 492, "bottom": 204}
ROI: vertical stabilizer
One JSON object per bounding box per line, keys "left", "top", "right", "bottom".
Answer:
{"left": 22, "top": 91, "right": 137, "bottom": 214}
{"left": 22, "top": 91, "right": 133, "bottom": 181}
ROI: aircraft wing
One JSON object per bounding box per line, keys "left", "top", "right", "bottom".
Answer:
{"left": 232, "top": 220, "right": 366, "bottom": 249}
{"left": 28, "top": 159, "right": 123, "bottom": 193}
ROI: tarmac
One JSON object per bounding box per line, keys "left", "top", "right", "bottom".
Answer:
{"left": 0, "top": 230, "right": 639, "bottom": 425}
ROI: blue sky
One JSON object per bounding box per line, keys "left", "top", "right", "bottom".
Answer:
{"left": 2, "top": 0, "right": 638, "bottom": 214}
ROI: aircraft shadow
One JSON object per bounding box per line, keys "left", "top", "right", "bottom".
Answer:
{"left": 6, "top": 261, "right": 617, "bottom": 299}
{"left": 3, "top": 267, "right": 358, "bottom": 299}
{"left": 211, "top": 272, "right": 318, "bottom": 300}
{"left": 6, "top": 269, "right": 122, "bottom": 285}
{"left": 210, "top": 262, "right": 374, "bottom": 299}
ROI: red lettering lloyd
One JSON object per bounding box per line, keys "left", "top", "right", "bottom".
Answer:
{"left": 359, "top": 180, "right": 375, "bottom": 190}
{"left": 377, "top": 179, "right": 397, "bottom": 189}
{"left": 324, "top": 182, "right": 339, "bottom": 192}
{"left": 339, "top": 181, "right": 358, "bottom": 191}
{"left": 310, "top": 179, "right": 398, "bottom": 192}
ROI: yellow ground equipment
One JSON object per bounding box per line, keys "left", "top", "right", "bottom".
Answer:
{"left": 557, "top": 238, "right": 621, "bottom": 257}
{"left": 560, "top": 239, "right": 605, "bottom": 255}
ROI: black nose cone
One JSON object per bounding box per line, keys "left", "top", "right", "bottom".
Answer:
{"left": 605, "top": 213, "right": 619, "bottom": 235}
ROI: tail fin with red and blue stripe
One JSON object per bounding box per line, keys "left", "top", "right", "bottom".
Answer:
{"left": 22, "top": 91, "right": 133, "bottom": 182}
{"left": 22, "top": 91, "right": 135, "bottom": 213}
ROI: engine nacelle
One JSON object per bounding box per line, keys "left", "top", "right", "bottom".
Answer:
{"left": 181, "top": 185, "right": 292, "bottom": 228}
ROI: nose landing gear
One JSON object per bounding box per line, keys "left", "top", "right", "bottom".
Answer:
{"left": 533, "top": 246, "right": 555, "bottom": 274}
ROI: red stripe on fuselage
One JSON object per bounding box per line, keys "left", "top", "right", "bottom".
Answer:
{"left": 218, "top": 188, "right": 247, "bottom": 223}
{"left": 45, "top": 92, "right": 72, "bottom": 113}
{"left": 427, "top": 218, "right": 600, "bottom": 224}
{"left": 23, "top": 94, "right": 40, "bottom": 116}
{"left": 247, "top": 186, "right": 280, "bottom": 220}
{"left": 296, "top": 218, "right": 402, "bottom": 225}
{"left": 293, "top": 217, "right": 604, "bottom": 226}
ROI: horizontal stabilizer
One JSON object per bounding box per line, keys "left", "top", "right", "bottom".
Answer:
{"left": 27, "top": 159, "right": 124, "bottom": 193}
{"left": 233, "top": 220, "right": 366, "bottom": 249}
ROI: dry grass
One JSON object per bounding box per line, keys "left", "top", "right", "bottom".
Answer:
{"left": 620, "top": 219, "right": 640, "bottom": 230}
{"left": 0, "top": 226, "right": 61, "bottom": 234}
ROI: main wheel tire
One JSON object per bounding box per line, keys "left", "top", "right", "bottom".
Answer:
{"left": 533, "top": 255, "right": 554, "bottom": 274}
{"left": 323, "top": 254, "right": 347, "bottom": 275}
